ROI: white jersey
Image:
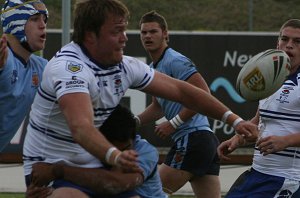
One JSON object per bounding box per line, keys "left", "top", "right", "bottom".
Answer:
{"left": 252, "top": 70, "right": 300, "bottom": 181}
{"left": 23, "top": 42, "right": 154, "bottom": 176}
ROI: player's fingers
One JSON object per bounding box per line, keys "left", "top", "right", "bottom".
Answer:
{"left": 218, "top": 150, "right": 231, "bottom": 161}
{"left": 116, "top": 150, "right": 142, "bottom": 173}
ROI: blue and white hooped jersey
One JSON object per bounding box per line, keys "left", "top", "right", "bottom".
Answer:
{"left": 253, "top": 68, "right": 300, "bottom": 181}
{"left": 150, "top": 47, "right": 212, "bottom": 141}
{"left": 23, "top": 42, "right": 154, "bottom": 175}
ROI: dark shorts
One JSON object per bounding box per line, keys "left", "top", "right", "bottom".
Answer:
{"left": 226, "top": 168, "right": 300, "bottom": 198}
{"left": 25, "top": 174, "right": 138, "bottom": 198}
{"left": 164, "top": 130, "right": 220, "bottom": 176}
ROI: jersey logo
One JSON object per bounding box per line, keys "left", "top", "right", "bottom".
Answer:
{"left": 278, "top": 189, "right": 292, "bottom": 197}
{"left": 113, "top": 74, "right": 124, "bottom": 96}
{"left": 66, "top": 61, "right": 83, "bottom": 73}
{"left": 32, "top": 72, "right": 39, "bottom": 87}
{"left": 276, "top": 86, "right": 292, "bottom": 104}
{"left": 11, "top": 70, "right": 18, "bottom": 84}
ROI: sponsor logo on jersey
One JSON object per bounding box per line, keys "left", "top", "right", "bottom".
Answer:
{"left": 66, "top": 61, "right": 83, "bottom": 73}
{"left": 65, "top": 79, "right": 85, "bottom": 89}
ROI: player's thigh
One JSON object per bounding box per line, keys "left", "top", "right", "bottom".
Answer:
{"left": 190, "top": 175, "right": 221, "bottom": 198}
{"left": 159, "top": 163, "right": 193, "bottom": 192}
{"left": 48, "top": 187, "right": 89, "bottom": 198}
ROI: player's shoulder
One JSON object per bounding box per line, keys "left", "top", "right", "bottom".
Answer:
{"left": 165, "top": 48, "right": 192, "bottom": 64}
{"left": 135, "top": 135, "right": 158, "bottom": 156}
{"left": 122, "top": 55, "right": 147, "bottom": 66}
{"left": 53, "top": 42, "right": 86, "bottom": 63}
{"left": 31, "top": 53, "right": 48, "bottom": 64}
{"left": 49, "top": 43, "right": 89, "bottom": 68}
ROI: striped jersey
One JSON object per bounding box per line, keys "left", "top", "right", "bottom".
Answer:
{"left": 0, "top": 47, "right": 46, "bottom": 152}
{"left": 23, "top": 42, "right": 154, "bottom": 175}
{"left": 252, "top": 68, "right": 300, "bottom": 181}
{"left": 150, "top": 47, "right": 212, "bottom": 141}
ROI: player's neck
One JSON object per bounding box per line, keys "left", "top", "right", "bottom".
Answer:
{"left": 149, "top": 45, "right": 168, "bottom": 64}
{"left": 6, "top": 34, "right": 31, "bottom": 62}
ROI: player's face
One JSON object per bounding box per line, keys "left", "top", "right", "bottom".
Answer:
{"left": 278, "top": 27, "right": 300, "bottom": 73}
{"left": 140, "top": 22, "right": 168, "bottom": 53}
{"left": 92, "top": 14, "right": 128, "bottom": 66}
{"left": 25, "top": 14, "right": 47, "bottom": 52}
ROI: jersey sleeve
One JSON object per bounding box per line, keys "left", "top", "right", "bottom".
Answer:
{"left": 44, "top": 59, "right": 92, "bottom": 100}
{"left": 136, "top": 138, "right": 159, "bottom": 180}
{"left": 171, "top": 57, "right": 198, "bottom": 81}
{"left": 122, "top": 56, "right": 155, "bottom": 90}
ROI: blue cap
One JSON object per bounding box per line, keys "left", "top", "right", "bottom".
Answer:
{"left": 1, "top": 0, "right": 48, "bottom": 42}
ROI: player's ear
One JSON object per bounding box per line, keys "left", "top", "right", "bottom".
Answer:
{"left": 84, "top": 31, "right": 97, "bottom": 44}
{"left": 163, "top": 30, "right": 169, "bottom": 42}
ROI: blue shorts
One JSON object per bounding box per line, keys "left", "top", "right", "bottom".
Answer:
{"left": 25, "top": 175, "right": 138, "bottom": 198}
{"left": 225, "top": 168, "right": 300, "bottom": 198}
{"left": 164, "top": 130, "right": 220, "bottom": 176}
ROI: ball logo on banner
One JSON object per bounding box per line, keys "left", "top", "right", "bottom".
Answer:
{"left": 236, "top": 49, "right": 291, "bottom": 101}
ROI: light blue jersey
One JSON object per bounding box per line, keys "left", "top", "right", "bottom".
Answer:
{"left": 134, "top": 135, "right": 167, "bottom": 198}
{"left": 0, "top": 48, "right": 46, "bottom": 152}
{"left": 150, "top": 47, "right": 212, "bottom": 140}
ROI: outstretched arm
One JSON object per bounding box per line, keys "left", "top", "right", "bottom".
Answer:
{"left": 143, "top": 71, "right": 259, "bottom": 138}
{"left": 154, "top": 72, "right": 211, "bottom": 139}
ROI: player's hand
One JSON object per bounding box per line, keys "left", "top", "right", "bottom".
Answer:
{"left": 256, "top": 135, "right": 288, "bottom": 156}
{"left": 25, "top": 183, "right": 53, "bottom": 198}
{"left": 31, "top": 162, "right": 56, "bottom": 187}
{"left": 234, "top": 120, "right": 259, "bottom": 138}
{"left": 0, "top": 35, "right": 8, "bottom": 69}
{"left": 217, "top": 135, "right": 242, "bottom": 161}
{"left": 154, "top": 121, "right": 175, "bottom": 139}
{"left": 115, "top": 150, "right": 143, "bottom": 173}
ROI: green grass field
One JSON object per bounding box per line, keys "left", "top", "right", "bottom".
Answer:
{"left": 0, "top": 193, "right": 23, "bottom": 198}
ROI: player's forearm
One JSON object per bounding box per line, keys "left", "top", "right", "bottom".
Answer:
{"left": 180, "top": 84, "right": 239, "bottom": 126}
{"left": 177, "top": 108, "right": 197, "bottom": 122}
{"left": 285, "top": 133, "right": 300, "bottom": 147}
{"left": 137, "top": 102, "right": 164, "bottom": 126}
{"left": 72, "top": 124, "right": 118, "bottom": 165}
{"left": 58, "top": 165, "right": 142, "bottom": 194}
